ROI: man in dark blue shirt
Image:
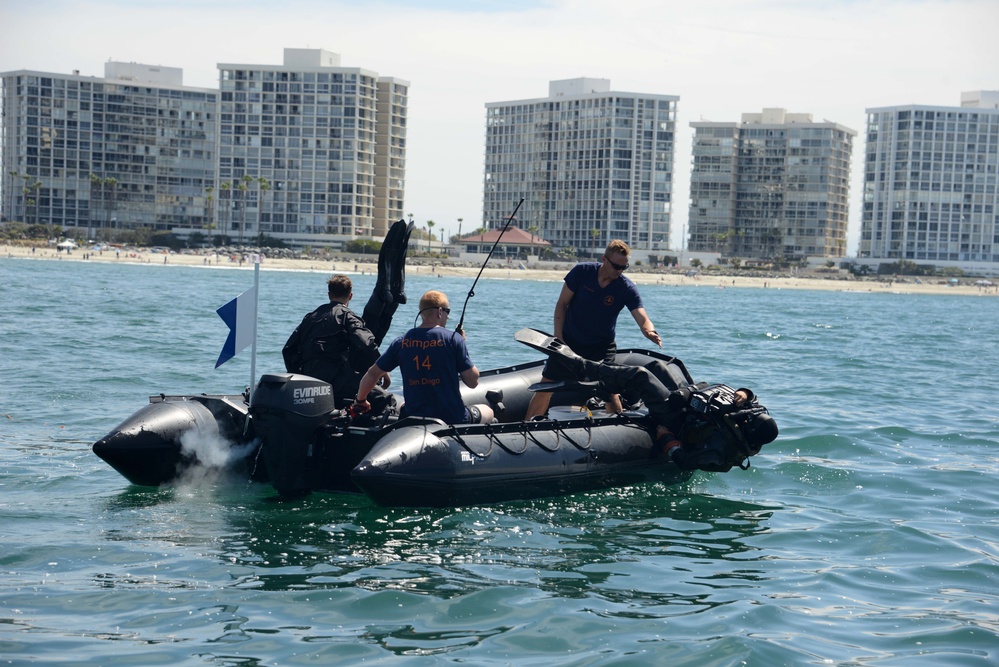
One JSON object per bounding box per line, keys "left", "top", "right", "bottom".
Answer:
{"left": 355, "top": 290, "right": 494, "bottom": 424}
{"left": 525, "top": 239, "right": 662, "bottom": 419}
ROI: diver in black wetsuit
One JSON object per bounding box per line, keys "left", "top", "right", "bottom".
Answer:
{"left": 517, "top": 329, "right": 778, "bottom": 471}
{"left": 283, "top": 274, "right": 389, "bottom": 408}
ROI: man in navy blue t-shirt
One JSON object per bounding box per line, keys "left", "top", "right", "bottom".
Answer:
{"left": 525, "top": 239, "right": 662, "bottom": 419}
{"left": 355, "top": 290, "right": 494, "bottom": 424}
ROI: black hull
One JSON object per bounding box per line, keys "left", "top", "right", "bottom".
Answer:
{"left": 92, "top": 349, "right": 773, "bottom": 507}
{"left": 92, "top": 394, "right": 253, "bottom": 487}
{"left": 351, "top": 408, "right": 692, "bottom": 507}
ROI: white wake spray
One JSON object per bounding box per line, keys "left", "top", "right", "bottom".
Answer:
{"left": 176, "top": 428, "right": 259, "bottom": 487}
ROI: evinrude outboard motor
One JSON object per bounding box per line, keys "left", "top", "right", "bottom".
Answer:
{"left": 249, "top": 373, "right": 338, "bottom": 497}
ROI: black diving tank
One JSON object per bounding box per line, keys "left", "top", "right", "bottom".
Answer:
{"left": 249, "top": 373, "right": 338, "bottom": 497}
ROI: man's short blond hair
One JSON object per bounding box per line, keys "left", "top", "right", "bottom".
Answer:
{"left": 419, "top": 290, "right": 449, "bottom": 312}
{"left": 605, "top": 239, "right": 630, "bottom": 257}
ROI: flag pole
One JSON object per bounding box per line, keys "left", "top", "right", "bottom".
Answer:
{"left": 250, "top": 257, "right": 260, "bottom": 392}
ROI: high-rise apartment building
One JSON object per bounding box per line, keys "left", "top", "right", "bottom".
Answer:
{"left": 484, "top": 78, "right": 679, "bottom": 256}
{"left": 859, "top": 92, "right": 999, "bottom": 263}
{"left": 1, "top": 62, "right": 217, "bottom": 236}
{"left": 689, "top": 109, "right": 855, "bottom": 261}
{"left": 216, "top": 48, "right": 408, "bottom": 245}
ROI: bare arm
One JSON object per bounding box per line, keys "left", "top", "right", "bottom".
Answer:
{"left": 630, "top": 307, "right": 662, "bottom": 348}
{"left": 356, "top": 363, "right": 389, "bottom": 401}
{"left": 552, "top": 283, "right": 576, "bottom": 340}
{"left": 459, "top": 365, "right": 480, "bottom": 389}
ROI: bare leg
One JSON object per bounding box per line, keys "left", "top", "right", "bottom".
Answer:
{"left": 525, "top": 381, "right": 553, "bottom": 420}
{"left": 605, "top": 393, "right": 623, "bottom": 414}
{"left": 471, "top": 404, "right": 495, "bottom": 423}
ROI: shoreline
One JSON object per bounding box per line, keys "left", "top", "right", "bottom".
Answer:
{"left": 5, "top": 244, "right": 997, "bottom": 297}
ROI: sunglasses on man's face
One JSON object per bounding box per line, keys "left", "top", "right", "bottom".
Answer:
{"left": 606, "top": 257, "right": 629, "bottom": 271}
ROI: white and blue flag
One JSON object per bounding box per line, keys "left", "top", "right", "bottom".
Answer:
{"left": 215, "top": 286, "right": 257, "bottom": 368}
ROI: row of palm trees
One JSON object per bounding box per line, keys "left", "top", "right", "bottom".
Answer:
{"left": 6, "top": 170, "right": 43, "bottom": 227}
{"left": 89, "top": 173, "right": 118, "bottom": 239}
{"left": 9, "top": 170, "right": 121, "bottom": 240}
{"left": 205, "top": 175, "right": 270, "bottom": 245}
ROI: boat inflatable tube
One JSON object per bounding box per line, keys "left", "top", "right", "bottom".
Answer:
{"left": 92, "top": 395, "right": 249, "bottom": 486}
{"left": 350, "top": 408, "right": 691, "bottom": 508}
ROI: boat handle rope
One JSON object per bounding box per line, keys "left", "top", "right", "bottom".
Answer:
{"left": 451, "top": 428, "right": 492, "bottom": 459}
{"left": 485, "top": 424, "right": 529, "bottom": 455}
{"left": 525, "top": 425, "right": 560, "bottom": 453}
{"left": 448, "top": 412, "right": 647, "bottom": 458}
{"left": 553, "top": 418, "right": 593, "bottom": 451}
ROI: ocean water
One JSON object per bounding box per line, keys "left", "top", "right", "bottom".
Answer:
{"left": 1, "top": 256, "right": 998, "bottom": 666}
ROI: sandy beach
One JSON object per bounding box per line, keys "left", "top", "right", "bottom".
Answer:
{"left": 5, "top": 243, "right": 997, "bottom": 298}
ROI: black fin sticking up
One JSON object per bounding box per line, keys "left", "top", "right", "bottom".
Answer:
{"left": 363, "top": 219, "right": 415, "bottom": 346}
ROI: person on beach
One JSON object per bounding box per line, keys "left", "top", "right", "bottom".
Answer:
{"left": 354, "top": 290, "right": 494, "bottom": 424}
{"left": 282, "top": 274, "right": 387, "bottom": 407}
{"left": 524, "top": 239, "right": 662, "bottom": 420}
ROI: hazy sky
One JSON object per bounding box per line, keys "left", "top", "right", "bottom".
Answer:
{"left": 2, "top": 0, "right": 997, "bottom": 253}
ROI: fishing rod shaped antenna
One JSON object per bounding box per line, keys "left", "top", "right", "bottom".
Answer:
{"left": 455, "top": 198, "right": 525, "bottom": 335}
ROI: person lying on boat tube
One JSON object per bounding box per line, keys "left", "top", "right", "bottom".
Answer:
{"left": 524, "top": 331, "right": 778, "bottom": 472}
{"left": 353, "top": 290, "right": 495, "bottom": 424}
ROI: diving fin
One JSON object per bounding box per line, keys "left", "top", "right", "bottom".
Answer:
{"left": 363, "top": 219, "right": 415, "bottom": 346}
{"left": 513, "top": 328, "right": 590, "bottom": 379}
{"left": 373, "top": 218, "right": 413, "bottom": 305}
{"left": 389, "top": 221, "right": 414, "bottom": 305}
{"left": 528, "top": 379, "right": 600, "bottom": 393}
{"left": 515, "top": 328, "right": 577, "bottom": 358}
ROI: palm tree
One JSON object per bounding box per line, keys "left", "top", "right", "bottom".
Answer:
{"left": 104, "top": 177, "right": 117, "bottom": 238}
{"left": 32, "top": 181, "right": 41, "bottom": 227}
{"left": 204, "top": 186, "right": 215, "bottom": 243}
{"left": 590, "top": 228, "right": 601, "bottom": 260}
{"left": 426, "top": 220, "right": 435, "bottom": 253}
{"left": 6, "top": 170, "right": 20, "bottom": 222}
{"left": 527, "top": 225, "right": 539, "bottom": 258}
{"left": 21, "top": 184, "right": 32, "bottom": 223}
{"left": 238, "top": 174, "right": 254, "bottom": 245}
{"left": 257, "top": 177, "right": 270, "bottom": 239}
{"left": 89, "top": 173, "right": 102, "bottom": 239}
{"left": 219, "top": 181, "right": 231, "bottom": 244}
{"left": 237, "top": 181, "right": 249, "bottom": 245}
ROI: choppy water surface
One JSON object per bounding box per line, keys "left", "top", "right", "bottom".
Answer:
{"left": 1, "top": 257, "right": 997, "bottom": 666}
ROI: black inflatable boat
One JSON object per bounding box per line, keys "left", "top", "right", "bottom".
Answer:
{"left": 91, "top": 220, "right": 778, "bottom": 507}
{"left": 92, "top": 341, "right": 777, "bottom": 507}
